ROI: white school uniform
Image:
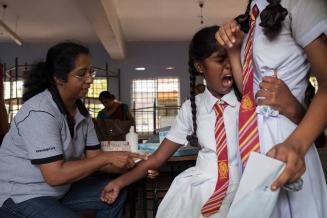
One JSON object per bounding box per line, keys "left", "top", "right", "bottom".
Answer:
{"left": 156, "top": 89, "right": 241, "bottom": 218}
{"left": 242, "top": 0, "right": 327, "bottom": 217}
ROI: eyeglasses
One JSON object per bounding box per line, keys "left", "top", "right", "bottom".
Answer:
{"left": 71, "top": 67, "right": 96, "bottom": 80}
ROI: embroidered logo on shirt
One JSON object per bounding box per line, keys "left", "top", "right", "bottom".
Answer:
{"left": 35, "top": 147, "right": 56, "bottom": 153}
{"left": 240, "top": 94, "right": 254, "bottom": 111}
{"left": 219, "top": 161, "right": 228, "bottom": 179}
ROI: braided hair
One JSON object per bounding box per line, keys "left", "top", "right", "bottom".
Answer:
{"left": 186, "top": 58, "right": 200, "bottom": 147}
{"left": 236, "top": 0, "right": 288, "bottom": 39}
{"left": 187, "top": 26, "right": 241, "bottom": 147}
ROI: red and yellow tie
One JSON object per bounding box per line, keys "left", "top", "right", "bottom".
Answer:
{"left": 239, "top": 4, "right": 260, "bottom": 169}
{"left": 201, "top": 102, "right": 229, "bottom": 217}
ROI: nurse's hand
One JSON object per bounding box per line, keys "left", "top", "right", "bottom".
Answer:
{"left": 255, "top": 74, "right": 305, "bottom": 124}
{"left": 266, "top": 141, "right": 306, "bottom": 191}
{"left": 216, "top": 20, "right": 244, "bottom": 49}
{"left": 108, "top": 151, "right": 147, "bottom": 169}
{"left": 101, "top": 180, "right": 121, "bottom": 204}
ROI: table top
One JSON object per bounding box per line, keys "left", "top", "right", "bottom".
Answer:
{"left": 139, "top": 143, "right": 199, "bottom": 157}
{"left": 168, "top": 155, "right": 197, "bottom": 162}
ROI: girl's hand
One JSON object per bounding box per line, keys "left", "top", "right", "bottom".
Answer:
{"left": 147, "top": 169, "right": 159, "bottom": 179}
{"left": 266, "top": 141, "right": 306, "bottom": 191}
{"left": 216, "top": 20, "right": 244, "bottom": 49}
{"left": 101, "top": 180, "right": 121, "bottom": 204}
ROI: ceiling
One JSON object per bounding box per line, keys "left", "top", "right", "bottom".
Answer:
{"left": 0, "top": 0, "right": 247, "bottom": 59}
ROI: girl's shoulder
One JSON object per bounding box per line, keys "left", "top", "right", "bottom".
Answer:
{"left": 181, "top": 94, "right": 204, "bottom": 108}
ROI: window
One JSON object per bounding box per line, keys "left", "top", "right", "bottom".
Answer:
{"left": 84, "top": 78, "right": 108, "bottom": 118}
{"left": 3, "top": 77, "right": 107, "bottom": 121}
{"left": 4, "top": 80, "right": 23, "bottom": 121}
{"left": 131, "top": 77, "right": 180, "bottom": 136}
{"left": 2, "top": 65, "right": 113, "bottom": 122}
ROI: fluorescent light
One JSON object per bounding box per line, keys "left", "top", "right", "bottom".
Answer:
{"left": 0, "top": 19, "right": 23, "bottom": 46}
{"left": 135, "top": 67, "right": 146, "bottom": 71}
{"left": 165, "top": 66, "right": 175, "bottom": 70}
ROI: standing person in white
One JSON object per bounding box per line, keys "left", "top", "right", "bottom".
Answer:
{"left": 99, "top": 25, "right": 305, "bottom": 218}
{"left": 216, "top": 0, "right": 327, "bottom": 217}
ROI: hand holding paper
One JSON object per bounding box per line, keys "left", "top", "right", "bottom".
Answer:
{"left": 227, "top": 152, "right": 285, "bottom": 218}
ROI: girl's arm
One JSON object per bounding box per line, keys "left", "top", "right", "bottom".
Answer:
{"left": 216, "top": 20, "right": 244, "bottom": 92}
{"left": 100, "top": 139, "right": 181, "bottom": 204}
{"left": 39, "top": 151, "right": 145, "bottom": 186}
{"left": 217, "top": 21, "right": 306, "bottom": 125}
{"left": 269, "top": 34, "right": 327, "bottom": 190}
{"left": 227, "top": 48, "right": 243, "bottom": 93}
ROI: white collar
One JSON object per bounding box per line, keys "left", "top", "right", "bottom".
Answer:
{"left": 202, "top": 88, "right": 238, "bottom": 113}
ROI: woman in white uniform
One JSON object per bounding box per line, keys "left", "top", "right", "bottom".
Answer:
{"left": 99, "top": 26, "right": 304, "bottom": 218}
{"left": 216, "top": 0, "right": 327, "bottom": 217}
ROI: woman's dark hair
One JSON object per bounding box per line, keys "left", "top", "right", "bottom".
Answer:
{"left": 99, "top": 91, "right": 115, "bottom": 101}
{"left": 187, "top": 25, "right": 241, "bottom": 147}
{"left": 22, "top": 42, "right": 90, "bottom": 102}
{"left": 236, "top": 0, "right": 288, "bottom": 39}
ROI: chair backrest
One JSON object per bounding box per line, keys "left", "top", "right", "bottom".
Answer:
{"left": 92, "top": 118, "right": 133, "bottom": 141}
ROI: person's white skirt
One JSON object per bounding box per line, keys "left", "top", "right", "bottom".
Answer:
{"left": 156, "top": 155, "right": 240, "bottom": 218}
{"left": 257, "top": 109, "right": 327, "bottom": 218}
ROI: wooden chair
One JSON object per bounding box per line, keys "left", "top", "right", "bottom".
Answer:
{"left": 92, "top": 118, "right": 133, "bottom": 141}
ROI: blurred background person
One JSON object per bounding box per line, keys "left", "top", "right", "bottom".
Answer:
{"left": 97, "top": 91, "right": 134, "bottom": 123}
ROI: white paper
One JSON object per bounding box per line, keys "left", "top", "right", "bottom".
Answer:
{"left": 227, "top": 152, "right": 285, "bottom": 218}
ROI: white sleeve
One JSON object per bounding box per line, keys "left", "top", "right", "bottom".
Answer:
{"left": 165, "top": 100, "right": 193, "bottom": 145}
{"left": 286, "top": 0, "right": 327, "bottom": 47}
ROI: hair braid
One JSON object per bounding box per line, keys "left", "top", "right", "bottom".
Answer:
{"left": 235, "top": 0, "right": 252, "bottom": 33}
{"left": 260, "top": 0, "right": 288, "bottom": 39}
{"left": 186, "top": 59, "right": 199, "bottom": 147}
{"left": 236, "top": 0, "right": 288, "bottom": 39}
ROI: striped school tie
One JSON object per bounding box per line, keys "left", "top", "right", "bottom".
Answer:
{"left": 201, "top": 102, "right": 229, "bottom": 217}
{"left": 239, "top": 4, "right": 260, "bottom": 169}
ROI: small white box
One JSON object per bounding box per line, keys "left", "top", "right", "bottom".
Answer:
{"left": 101, "top": 141, "right": 130, "bottom": 151}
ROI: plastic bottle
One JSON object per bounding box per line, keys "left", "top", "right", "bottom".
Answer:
{"left": 126, "top": 126, "right": 138, "bottom": 152}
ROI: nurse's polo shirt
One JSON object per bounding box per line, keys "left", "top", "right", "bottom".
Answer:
{"left": 0, "top": 86, "right": 100, "bottom": 206}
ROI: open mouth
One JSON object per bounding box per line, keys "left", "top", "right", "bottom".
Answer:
{"left": 223, "top": 74, "right": 233, "bottom": 82}
{"left": 223, "top": 74, "right": 233, "bottom": 81}
{"left": 222, "top": 74, "right": 233, "bottom": 88}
